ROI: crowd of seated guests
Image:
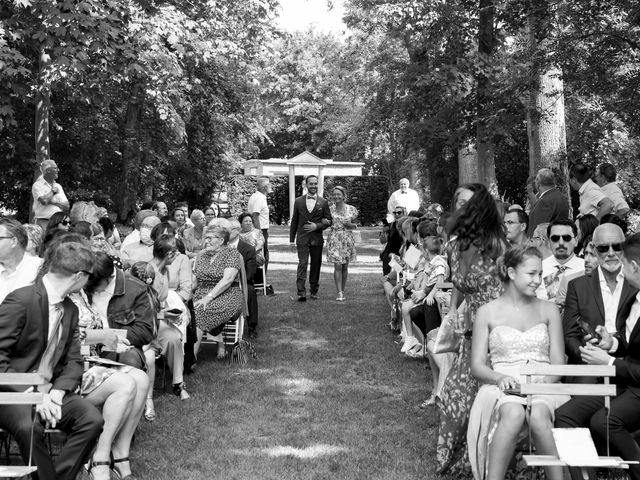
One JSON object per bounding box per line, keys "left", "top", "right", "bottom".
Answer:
{"left": 0, "top": 194, "right": 267, "bottom": 478}
{"left": 379, "top": 166, "right": 640, "bottom": 480}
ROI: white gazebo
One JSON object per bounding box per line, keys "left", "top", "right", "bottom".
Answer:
{"left": 242, "top": 151, "right": 364, "bottom": 219}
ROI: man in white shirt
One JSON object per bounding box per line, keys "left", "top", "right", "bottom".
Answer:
{"left": 386, "top": 178, "right": 420, "bottom": 223}
{"left": 569, "top": 163, "right": 614, "bottom": 219}
{"left": 247, "top": 176, "right": 271, "bottom": 272}
{"left": 555, "top": 232, "right": 640, "bottom": 480}
{"left": 536, "top": 219, "right": 585, "bottom": 301}
{"left": 562, "top": 224, "right": 637, "bottom": 364}
{"left": 31, "top": 159, "right": 70, "bottom": 230}
{"left": 595, "top": 162, "right": 630, "bottom": 219}
{"left": 0, "top": 218, "right": 43, "bottom": 303}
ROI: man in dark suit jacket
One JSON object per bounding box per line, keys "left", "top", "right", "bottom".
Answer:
{"left": 527, "top": 168, "right": 570, "bottom": 237}
{"left": 0, "top": 242, "right": 103, "bottom": 480}
{"left": 229, "top": 219, "right": 259, "bottom": 336}
{"left": 563, "top": 224, "right": 637, "bottom": 364}
{"left": 289, "top": 175, "right": 332, "bottom": 301}
{"left": 556, "top": 232, "right": 640, "bottom": 480}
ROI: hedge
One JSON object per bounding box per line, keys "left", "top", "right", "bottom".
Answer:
{"left": 225, "top": 175, "right": 388, "bottom": 226}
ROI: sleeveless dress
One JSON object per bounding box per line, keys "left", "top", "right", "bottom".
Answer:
{"left": 193, "top": 247, "right": 244, "bottom": 333}
{"left": 467, "top": 323, "right": 570, "bottom": 480}
{"left": 436, "top": 243, "right": 503, "bottom": 475}
{"left": 326, "top": 204, "right": 358, "bottom": 264}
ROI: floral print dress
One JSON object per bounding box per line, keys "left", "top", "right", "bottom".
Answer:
{"left": 326, "top": 203, "right": 358, "bottom": 264}
{"left": 436, "top": 242, "right": 503, "bottom": 475}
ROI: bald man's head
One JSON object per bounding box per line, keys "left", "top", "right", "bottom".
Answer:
{"left": 592, "top": 223, "right": 625, "bottom": 273}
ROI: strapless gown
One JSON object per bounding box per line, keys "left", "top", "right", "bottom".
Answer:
{"left": 467, "top": 323, "right": 570, "bottom": 480}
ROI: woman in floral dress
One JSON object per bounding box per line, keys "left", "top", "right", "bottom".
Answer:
{"left": 326, "top": 186, "right": 358, "bottom": 301}
{"left": 436, "top": 183, "right": 506, "bottom": 475}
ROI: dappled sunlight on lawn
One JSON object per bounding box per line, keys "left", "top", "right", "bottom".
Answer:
{"left": 233, "top": 444, "right": 348, "bottom": 459}
{"left": 269, "top": 324, "right": 329, "bottom": 350}
{"left": 272, "top": 377, "right": 318, "bottom": 396}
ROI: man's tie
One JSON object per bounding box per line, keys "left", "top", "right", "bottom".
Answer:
{"left": 38, "top": 302, "right": 64, "bottom": 385}
{"left": 548, "top": 265, "right": 568, "bottom": 300}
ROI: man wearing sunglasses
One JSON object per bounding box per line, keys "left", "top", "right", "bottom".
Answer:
{"left": 562, "top": 223, "right": 638, "bottom": 365}
{"left": 380, "top": 206, "right": 406, "bottom": 275}
{"left": 31, "top": 159, "right": 69, "bottom": 231}
{"left": 536, "top": 219, "right": 585, "bottom": 301}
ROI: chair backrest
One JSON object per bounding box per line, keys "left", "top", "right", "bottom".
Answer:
{"left": 223, "top": 315, "right": 245, "bottom": 346}
{"left": 0, "top": 373, "right": 45, "bottom": 405}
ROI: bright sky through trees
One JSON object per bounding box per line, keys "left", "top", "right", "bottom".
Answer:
{"left": 277, "top": 0, "right": 347, "bottom": 34}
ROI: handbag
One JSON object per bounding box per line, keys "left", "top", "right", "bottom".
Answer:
{"left": 432, "top": 309, "right": 462, "bottom": 354}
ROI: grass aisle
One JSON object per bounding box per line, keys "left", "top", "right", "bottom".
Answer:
{"left": 135, "top": 226, "right": 438, "bottom": 480}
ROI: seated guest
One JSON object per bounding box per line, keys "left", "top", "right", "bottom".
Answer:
{"left": 600, "top": 212, "right": 628, "bottom": 234}
{"left": 555, "top": 240, "right": 599, "bottom": 309}
{"left": 380, "top": 206, "right": 406, "bottom": 275}
{"left": 468, "top": 246, "right": 568, "bottom": 480}
{"left": 172, "top": 207, "right": 187, "bottom": 236}
{"left": 0, "top": 241, "right": 103, "bottom": 480}
{"left": 527, "top": 222, "right": 552, "bottom": 259}
{"left": 555, "top": 233, "right": 640, "bottom": 480}
{"left": 575, "top": 214, "right": 599, "bottom": 256}
{"left": 228, "top": 218, "right": 258, "bottom": 337}
{"left": 204, "top": 206, "right": 217, "bottom": 225}
{"left": 22, "top": 223, "right": 43, "bottom": 257}
{"left": 0, "top": 218, "right": 43, "bottom": 303}
{"left": 535, "top": 219, "right": 585, "bottom": 301}
{"left": 193, "top": 225, "right": 244, "bottom": 359}
{"left": 98, "top": 216, "right": 121, "bottom": 250}
{"left": 121, "top": 214, "right": 160, "bottom": 265}
{"left": 400, "top": 220, "right": 448, "bottom": 357}
{"left": 182, "top": 209, "right": 207, "bottom": 260}
{"left": 239, "top": 211, "right": 265, "bottom": 266}
{"left": 563, "top": 224, "right": 638, "bottom": 365}
{"left": 89, "top": 222, "right": 118, "bottom": 257}
{"left": 151, "top": 200, "right": 168, "bottom": 218}
{"left": 71, "top": 221, "right": 92, "bottom": 240}
{"left": 504, "top": 209, "right": 528, "bottom": 246}
{"left": 120, "top": 209, "right": 155, "bottom": 251}
{"left": 85, "top": 252, "right": 155, "bottom": 369}
{"left": 40, "top": 211, "right": 72, "bottom": 255}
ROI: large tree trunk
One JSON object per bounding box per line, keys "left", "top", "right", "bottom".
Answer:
{"left": 118, "top": 85, "right": 143, "bottom": 222}
{"left": 475, "top": 0, "right": 497, "bottom": 187}
{"left": 458, "top": 140, "right": 478, "bottom": 184}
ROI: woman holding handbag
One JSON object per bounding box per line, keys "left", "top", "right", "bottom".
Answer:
{"left": 435, "top": 183, "right": 507, "bottom": 475}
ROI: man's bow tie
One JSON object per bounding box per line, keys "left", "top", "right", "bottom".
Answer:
{"left": 307, "top": 195, "right": 316, "bottom": 200}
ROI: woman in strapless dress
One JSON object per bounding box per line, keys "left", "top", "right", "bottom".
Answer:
{"left": 468, "top": 245, "right": 569, "bottom": 480}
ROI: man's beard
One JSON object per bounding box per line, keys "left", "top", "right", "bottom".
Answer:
{"left": 554, "top": 249, "right": 570, "bottom": 260}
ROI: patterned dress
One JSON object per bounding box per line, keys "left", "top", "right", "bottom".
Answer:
{"left": 193, "top": 247, "right": 244, "bottom": 333}
{"left": 326, "top": 203, "right": 358, "bottom": 264}
{"left": 436, "top": 242, "right": 503, "bottom": 475}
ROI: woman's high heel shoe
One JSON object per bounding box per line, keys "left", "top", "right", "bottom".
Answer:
{"left": 112, "top": 457, "right": 138, "bottom": 480}
{"left": 144, "top": 398, "right": 156, "bottom": 421}
{"left": 88, "top": 459, "right": 111, "bottom": 480}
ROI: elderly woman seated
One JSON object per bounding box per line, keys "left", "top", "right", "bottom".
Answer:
{"left": 85, "top": 252, "right": 156, "bottom": 370}
{"left": 238, "top": 212, "right": 265, "bottom": 265}
{"left": 193, "top": 224, "right": 245, "bottom": 360}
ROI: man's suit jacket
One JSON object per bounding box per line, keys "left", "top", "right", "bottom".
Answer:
{"left": 237, "top": 238, "right": 257, "bottom": 284}
{"left": 563, "top": 270, "right": 638, "bottom": 364}
{"left": 0, "top": 280, "right": 83, "bottom": 392}
{"left": 611, "top": 310, "right": 640, "bottom": 395}
{"left": 527, "top": 188, "right": 570, "bottom": 236}
{"left": 289, "top": 195, "right": 332, "bottom": 246}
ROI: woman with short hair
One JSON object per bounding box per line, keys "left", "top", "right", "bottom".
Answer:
{"left": 182, "top": 209, "right": 206, "bottom": 260}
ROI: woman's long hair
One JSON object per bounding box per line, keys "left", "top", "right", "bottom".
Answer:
{"left": 446, "top": 183, "right": 506, "bottom": 257}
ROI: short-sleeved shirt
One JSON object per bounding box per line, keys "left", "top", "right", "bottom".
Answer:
{"left": 31, "top": 176, "right": 68, "bottom": 220}
{"left": 0, "top": 254, "right": 43, "bottom": 303}
{"left": 578, "top": 179, "right": 607, "bottom": 217}
{"left": 600, "top": 183, "right": 629, "bottom": 217}
{"left": 247, "top": 191, "right": 269, "bottom": 230}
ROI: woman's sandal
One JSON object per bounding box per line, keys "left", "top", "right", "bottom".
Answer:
{"left": 144, "top": 398, "right": 156, "bottom": 421}
{"left": 112, "top": 457, "right": 138, "bottom": 480}
{"left": 88, "top": 459, "right": 111, "bottom": 480}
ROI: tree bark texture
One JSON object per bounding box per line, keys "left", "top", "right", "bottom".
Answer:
{"left": 459, "top": 140, "right": 478, "bottom": 184}
{"left": 35, "top": 45, "right": 50, "bottom": 165}
{"left": 118, "top": 84, "right": 144, "bottom": 221}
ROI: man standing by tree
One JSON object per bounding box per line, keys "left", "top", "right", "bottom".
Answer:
{"left": 386, "top": 178, "right": 420, "bottom": 222}
{"left": 569, "top": 163, "right": 614, "bottom": 220}
{"left": 595, "top": 163, "right": 630, "bottom": 219}
{"left": 248, "top": 176, "right": 271, "bottom": 274}
{"left": 527, "top": 168, "right": 570, "bottom": 237}
{"left": 31, "top": 160, "right": 69, "bottom": 230}
{"left": 289, "top": 176, "right": 332, "bottom": 302}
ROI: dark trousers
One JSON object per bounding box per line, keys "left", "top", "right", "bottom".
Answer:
{"left": 262, "top": 228, "right": 269, "bottom": 273}
{"left": 0, "top": 392, "right": 103, "bottom": 480}
{"left": 555, "top": 388, "right": 640, "bottom": 480}
{"left": 296, "top": 244, "right": 322, "bottom": 295}
{"left": 247, "top": 282, "right": 258, "bottom": 330}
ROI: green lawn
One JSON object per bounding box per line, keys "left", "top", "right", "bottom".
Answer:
{"left": 134, "top": 226, "right": 440, "bottom": 480}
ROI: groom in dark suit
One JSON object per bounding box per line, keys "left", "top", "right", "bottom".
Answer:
{"left": 556, "top": 232, "right": 640, "bottom": 480}
{"left": 289, "top": 175, "right": 332, "bottom": 301}
{"left": 0, "top": 242, "right": 103, "bottom": 480}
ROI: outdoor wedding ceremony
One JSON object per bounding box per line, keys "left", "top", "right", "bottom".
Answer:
{"left": 1, "top": 0, "right": 640, "bottom": 479}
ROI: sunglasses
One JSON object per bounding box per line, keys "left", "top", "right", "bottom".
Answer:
{"left": 60, "top": 220, "right": 70, "bottom": 226}
{"left": 595, "top": 243, "right": 623, "bottom": 254}
{"left": 393, "top": 211, "right": 404, "bottom": 215}
{"left": 549, "top": 234, "right": 573, "bottom": 243}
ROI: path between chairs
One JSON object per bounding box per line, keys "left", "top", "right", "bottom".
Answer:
{"left": 134, "top": 226, "right": 439, "bottom": 480}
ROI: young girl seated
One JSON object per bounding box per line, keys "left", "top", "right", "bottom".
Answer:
{"left": 468, "top": 245, "right": 569, "bottom": 480}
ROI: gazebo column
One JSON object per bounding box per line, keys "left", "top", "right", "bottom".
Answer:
{"left": 288, "top": 164, "right": 295, "bottom": 221}
{"left": 318, "top": 165, "right": 325, "bottom": 198}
